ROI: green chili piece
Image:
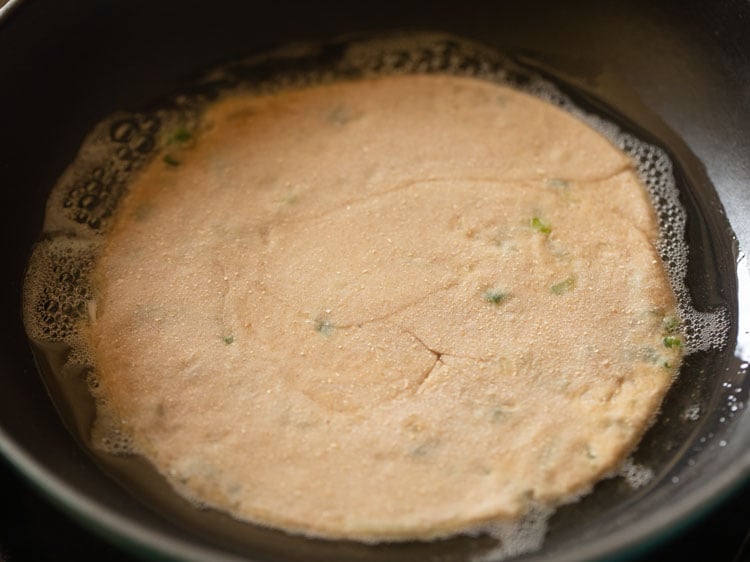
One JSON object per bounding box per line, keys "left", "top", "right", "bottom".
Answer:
{"left": 315, "top": 319, "right": 334, "bottom": 336}
{"left": 172, "top": 127, "right": 192, "bottom": 143}
{"left": 163, "top": 153, "right": 181, "bottom": 167}
{"left": 663, "top": 336, "right": 682, "bottom": 348}
{"left": 551, "top": 277, "right": 575, "bottom": 295}
{"left": 531, "top": 216, "right": 551, "bottom": 234}
{"left": 483, "top": 289, "right": 508, "bottom": 305}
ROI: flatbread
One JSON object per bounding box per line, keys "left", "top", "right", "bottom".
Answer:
{"left": 88, "top": 74, "right": 682, "bottom": 541}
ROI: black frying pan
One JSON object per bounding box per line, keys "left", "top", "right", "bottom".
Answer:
{"left": 1, "top": 1, "right": 749, "bottom": 561}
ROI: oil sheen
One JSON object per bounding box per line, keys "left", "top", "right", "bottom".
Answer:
{"left": 22, "top": 34, "right": 729, "bottom": 559}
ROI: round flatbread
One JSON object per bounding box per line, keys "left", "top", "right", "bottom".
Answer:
{"left": 88, "top": 74, "right": 681, "bottom": 541}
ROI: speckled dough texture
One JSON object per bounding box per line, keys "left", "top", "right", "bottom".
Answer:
{"left": 88, "top": 74, "right": 682, "bottom": 541}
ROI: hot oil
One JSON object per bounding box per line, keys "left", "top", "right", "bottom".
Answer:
{"left": 21, "top": 33, "right": 733, "bottom": 561}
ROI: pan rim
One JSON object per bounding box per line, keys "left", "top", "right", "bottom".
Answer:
{"left": 1, "top": 2, "right": 749, "bottom": 560}
{"left": 0, "top": 402, "right": 748, "bottom": 561}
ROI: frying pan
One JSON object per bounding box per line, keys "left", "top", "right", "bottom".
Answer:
{"left": 1, "top": 0, "right": 749, "bottom": 560}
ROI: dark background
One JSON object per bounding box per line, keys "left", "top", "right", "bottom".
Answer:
{"left": 1, "top": 1, "right": 749, "bottom": 561}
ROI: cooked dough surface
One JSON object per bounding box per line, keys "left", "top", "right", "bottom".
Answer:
{"left": 89, "top": 74, "right": 681, "bottom": 540}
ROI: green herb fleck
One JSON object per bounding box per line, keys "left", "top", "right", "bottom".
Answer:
{"left": 282, "top": 191, "right": 300, "bottom": 206}
{"left": 662, "top": 315, "right": 680, "bottom": 334}
{"left": 491, "top": 407, "right": 507, "bottom": 422}
{"left": 163, "top": 153, "right": 181, "bottom": 167}
{"left": 171, "top": 127, "right": 192, "bottom": 143}
{"left": 314, "top": 319, "right": 334, "bottom": 336}
{"left": 663, "top": 335, "right": 682, "bottom": 348}
{"left": 483, "top": 289, "right": 508, "bottom": 305}
{"left": 531, "top": 216, "right": 551, "bottom": 234}
{"left": 223, "top": 335, "right": 235, "bottom": 345}
{"left": 546, "top": 178, "right": 569, "bottom": 188}
{"left": 551, "top": 276, "right": 575, "bottom": 295}
{"left": 410, "top": 440, "right": 438, "bottom": 458}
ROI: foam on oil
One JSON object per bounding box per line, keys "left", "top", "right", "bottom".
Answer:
{"left": 22, "top": 32, "right": 730, "bottom": 559}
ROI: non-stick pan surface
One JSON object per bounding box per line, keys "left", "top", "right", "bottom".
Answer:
{"left": 1, "top": 1, "right": 749, "bottom": 561}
